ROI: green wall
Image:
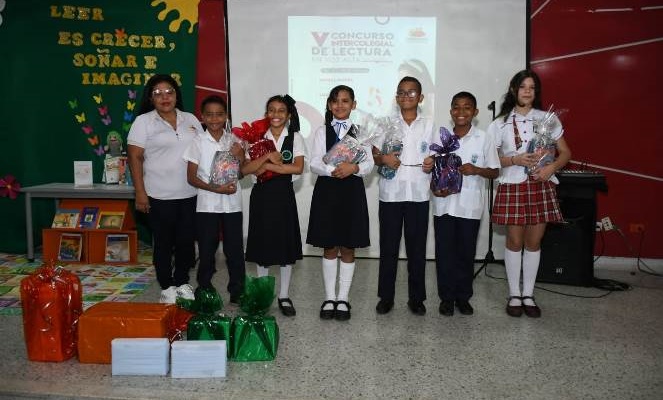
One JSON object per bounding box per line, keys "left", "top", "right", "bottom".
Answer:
{"left": 0, "top": 1, "right": 199, "bottom": 252}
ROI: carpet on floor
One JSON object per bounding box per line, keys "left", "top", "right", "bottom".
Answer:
{"left": 0, "top": 246, "right": 154, "bottom": 315}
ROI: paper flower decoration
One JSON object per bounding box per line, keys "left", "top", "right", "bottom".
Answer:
{"left": 0, "top": 174, "right": 21, "bottom": 199}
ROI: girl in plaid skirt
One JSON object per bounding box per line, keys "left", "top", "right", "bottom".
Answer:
{"left": 487, "top": 70, "right": 571, "bottom": 318}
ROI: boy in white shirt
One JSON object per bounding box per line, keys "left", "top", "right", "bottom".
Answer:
{"left": 372, "top": 76, "right": 435, "bottom": 316}
{"left": 182, "top": 95, "right": 246, "bottom": 304}
{"left": 432, "top": 92, "right": 500, "bottom": 316}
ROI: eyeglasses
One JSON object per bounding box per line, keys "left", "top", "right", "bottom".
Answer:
{"left": 152, "top": 88, "right": 175, "bottom": 97}
{"left": 396, "top": 89, "right": 419, "bottom": 98}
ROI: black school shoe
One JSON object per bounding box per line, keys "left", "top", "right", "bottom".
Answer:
{"left": 407, "top": 300, "right": 426, "bottom": 316}
{"left": 319, "top": 300, "right": 336, "bottom": 320}
{"left": 438, "top": 300, "right": 454, "bottom": 316}
{"left": 455, "top": 300, "right": 474, "bottom": 315}
{"left": 334, "top": 301, "right": 351, "bottom": 321}
{"left": 277, "top": 298, "right": 296, "bottom": 317}
{"left": 375, "top": 299, "right": 394, "bottom": 314}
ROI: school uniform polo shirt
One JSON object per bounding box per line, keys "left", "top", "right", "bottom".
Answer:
{"left": 127, "top": 109, "right": 201, "bottom": 200}
{"left": 373, "top": 114, "right": 436, "bottom": 202}
{"left": 431, "top": 126, "right": 500, "bottom": 220}
{"left": 182, "top": 130, "right": 242, "bottom": 213}
{"left": 487, "top": 108, "right": 563, "bottom": 185}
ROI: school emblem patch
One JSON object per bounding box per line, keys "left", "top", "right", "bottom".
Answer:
{"left": 281, "top": 149, "right": 293, "bottom": 162}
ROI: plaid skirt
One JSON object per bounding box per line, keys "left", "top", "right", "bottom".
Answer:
{"left": 492, "top": 177, "right": 563, "bottom": 225}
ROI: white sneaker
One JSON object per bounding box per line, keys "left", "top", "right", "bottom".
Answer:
{"left": 160, "top": 286, "right": 177, "bottom": 304}
{"left": 176, "top": 284, "right": 195, "bottom": 300}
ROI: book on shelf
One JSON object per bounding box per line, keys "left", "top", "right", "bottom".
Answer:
{"left": 97, "top": 211, "right": 125, "bottom": 229}
{"left": 105, "top": 234, "right": 130, "bottom": 262}
{"left": 74, "top": 160, "right": 93, "bottom": 188}
{"left": 58, "top": 233, "right": 83, "bottom": 262}
{"left": 52, "top": 209, "right": 80, "bottom": 228}
{"left": 78, "top": 206, "right": 100, "bottom": 229}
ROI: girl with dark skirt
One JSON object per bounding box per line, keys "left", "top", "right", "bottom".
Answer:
{"left": 241, "top": 95, "right": 306, "bottom": 316}
{"left": 307, "top": 85, "right": 374, "bottom": 321}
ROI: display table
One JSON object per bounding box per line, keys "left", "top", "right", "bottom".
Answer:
{"left": 21, "top": 183, "right": 135, "bottom": 261}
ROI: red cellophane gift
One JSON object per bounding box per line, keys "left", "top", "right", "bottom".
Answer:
{"left": 20, "top": 260, "right": 83, "bottom": 362}
{"left": 232, "top": 117, "right": 280, "bottom": 183}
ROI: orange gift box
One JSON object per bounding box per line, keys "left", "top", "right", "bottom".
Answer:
{"left": 20, "top": 262, "right": 83, "bottom": 362}
{"left": 77, "top": 302, "right": 176, "bottom": 364}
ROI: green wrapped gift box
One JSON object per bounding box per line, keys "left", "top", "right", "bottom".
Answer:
{"left": 187, "top": 314, "right": 232, "bottom": 355}
{"left": 231, "top": 315, "right": 279, "bottom": 361}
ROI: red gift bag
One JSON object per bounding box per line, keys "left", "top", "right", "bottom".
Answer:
{"left": 20, "top": 261, "right": 83, "bottom": 362}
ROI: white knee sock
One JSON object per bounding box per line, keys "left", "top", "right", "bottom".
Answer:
{"left": 336, "top": 261, "right": 355, "bottom": 311}
{"left": 522, "top": 249, "right": 541, "bottom": 306}
{"left": 256, "top": 265, "right": 269, "bottom": 277}
{"left": 279, "top": 264, "right": 292, "bottom": 299}
{"left": 322, "top": 258, "right": 338, "bottom": 310}
{"left": 504, "top": 249, "right": 523, "bottom": 305}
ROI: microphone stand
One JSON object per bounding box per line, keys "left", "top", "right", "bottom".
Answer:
{"left": 474, "top": 100, "right": 504, "bottom": 278}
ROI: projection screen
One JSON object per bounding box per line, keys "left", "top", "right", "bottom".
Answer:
{"left": 227, "top": 0, "right": 527, "bottom": 259}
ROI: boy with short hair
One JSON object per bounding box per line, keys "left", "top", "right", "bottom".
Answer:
{"left": 432, "top": 91, "right": 500, "bottom": 316}
{"left": 372, "top": 76, "right": 435, "bottom": 316}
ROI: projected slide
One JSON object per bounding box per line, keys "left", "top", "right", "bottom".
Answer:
{"left": 289, "top": 16, "right": 436, "bottom": 137}
{"left": 228, "top": 0, "right": 526, "bottom": 258}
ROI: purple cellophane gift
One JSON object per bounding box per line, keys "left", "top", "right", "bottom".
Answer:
{"left": 429, "top": 127, "right": 463, "bottom": 194}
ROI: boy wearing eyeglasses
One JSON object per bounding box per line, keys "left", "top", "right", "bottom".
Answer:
{"left": 372, "top": 76, "right": 436, "bottom": 316}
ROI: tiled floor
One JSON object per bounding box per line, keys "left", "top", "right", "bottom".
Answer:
{"left": 1, "top": 256, "right": 662, "bottom": 400}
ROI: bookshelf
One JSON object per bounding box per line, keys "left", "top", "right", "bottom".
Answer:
{"left": 42, "top": 199, "right": 138, "bottom": 264}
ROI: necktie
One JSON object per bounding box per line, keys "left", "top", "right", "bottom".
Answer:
{"left": 512, "top": 114, "right": 522, "bottom": 150}
{"left": 333, "top": 120, "right": 347, "bottom": 136}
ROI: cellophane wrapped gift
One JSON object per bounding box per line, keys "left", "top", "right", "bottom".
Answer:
{"left": 20, "top": 261, "right": 83, "bottom": 362}
{"left": 177, "top": 286, "right": 232, "bottom": 356}
{"left": 322, "top": 124, "right": 370, "bottom": 166}
{"left": 376, "top": 117, "right": 404, "bottom": 179}
{"left": 429, "top": 127, "right": 463, "bottom": 194}
{"left": 231, "top": 276, "right": 279, "bottom": 361}
{"left": 209, "top": 151, "right": 240, "bottom": 186}
{"left": 526, "top": 107, "right": 565, "bottom": 175}
{"left": 232, "top": 117, "right": 279, "bottom": 183}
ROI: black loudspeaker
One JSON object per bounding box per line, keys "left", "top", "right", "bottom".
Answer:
{"left": 537, "top": 171, "right": 607, "bottom": 287}
{"left": 538, "top": 217, "right": 591, "bottom": 286}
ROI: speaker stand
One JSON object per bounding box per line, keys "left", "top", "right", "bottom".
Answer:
{"left": 474, "top": 178, "right": 504, "bottom": 279}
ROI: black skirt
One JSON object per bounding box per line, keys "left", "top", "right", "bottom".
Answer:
{"left": 245, "top": 177, "right": 303, "bottom": 266}
{"left": 306, "top": 175, "right": 370, "bottom": 249}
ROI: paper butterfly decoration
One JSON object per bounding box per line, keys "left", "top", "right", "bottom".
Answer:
{"left": 69, "top": 90, "right": 137, "bottom": 157}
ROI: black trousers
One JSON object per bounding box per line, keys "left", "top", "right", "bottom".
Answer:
{"left": 434, "top": 214, "right": 480, "bottom": 302}
{"left": 377, "top": 201, "right": 429, "bottom": 302}
{"left": 148, "top": 196, "right": 196, "bottom": 290}
{"left": 196, "top": 211, "right": 245, "bottom": 296}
